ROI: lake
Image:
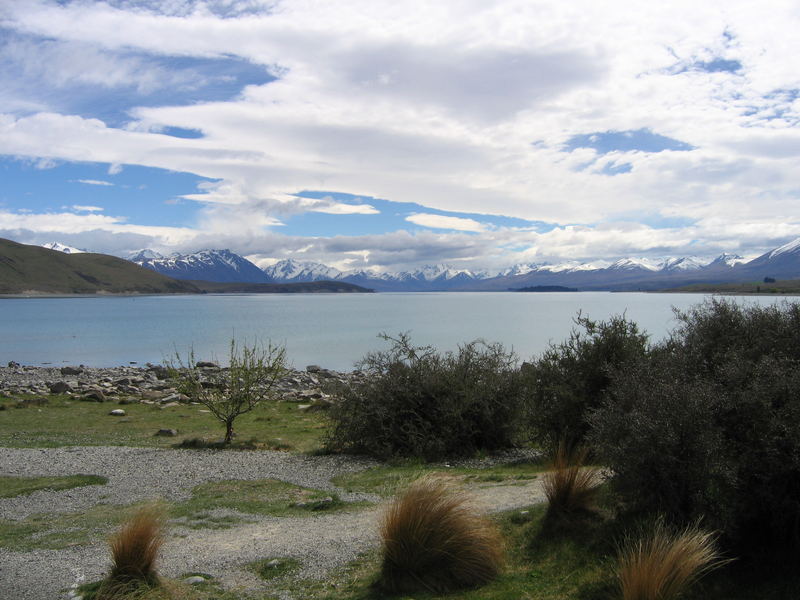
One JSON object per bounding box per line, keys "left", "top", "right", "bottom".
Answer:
{"left": 0, "top": 292, "right": 794, "bottom": 370}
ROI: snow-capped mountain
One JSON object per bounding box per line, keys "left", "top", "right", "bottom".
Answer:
{"left": 262, "top": 259, "right": 342, "bottom": 282}
{"left": 659, "top": 256, "right": 706, "bottom": 271}
{"left": 132, "top": 249, "right": 269, "bottom": 283}
{"left": 608, "top": 257, "right": 661, "bottom": 272}
{"left": 41, "top": 242, "right": 86, "bottom": 254}
{"left": 127, "top": 249, "right": 164, "bottom": 262}
{"left": 118, "top": 237, "right": 800, "bottom": 290}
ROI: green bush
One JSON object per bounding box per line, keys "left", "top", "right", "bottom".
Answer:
{"left": 590, "top": 299, "right": 800, "bottom": 559}
{"left": 324, "top": 333, "right": 528, "bottom": 460}
{"left": 527, "top": 313, "right": 649, "bottom": 450}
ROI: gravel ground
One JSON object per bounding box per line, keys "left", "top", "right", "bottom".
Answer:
{"left": 0, "top": 446, "right": 546, "bottom": 600}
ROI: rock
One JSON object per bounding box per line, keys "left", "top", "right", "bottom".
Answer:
{"left": 159, "top": 393, "right": 181, "bottom": 404}
{"left": 306, "top": 365, "right": 322, "bottom": 373}
{"left": 118, "top": 397, "right": 138, "bottom": 405}
{"left": 183, "top": 576, "right": 206, "bottom": 585}
{"left": 109, "top": 409, "right": 126, "bottom": 416}
{"left": 147, "top": 365, "right": 170, "bottom": 380}
{"left": 7, "top": 361, "right": 20, "bottom": 368}
{"left": 81, "top": 390, "right": 106, "bottom": 402}
{"left": 293, "top": 496, "right": 334, "bottom": 510}
{"left": 195, "top": 361, "right": 219, "bottom": 369}
{"left": 297, "top": 404, "right": 312, "bottom": 411}
{"left": 60, "top": 366, "right": 83, "bottom": 375}
{"left": 155, "top": 428, "right": 178, "bottom": 437}
{"left": 49, "top": 381, "right": 72, "bottom": 394}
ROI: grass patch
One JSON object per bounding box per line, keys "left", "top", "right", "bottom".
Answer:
{"left": 0, "top": 474, "right": 107, "bottom": 498}
{"left": 331, "top": 460, "right": 546, "bottom": 497}
{"left": 78, "top": 576, "right": 262, "bottom": 600}
{"left": 249, "top": 557, "right": 301, "bottom": 581}
{"left": 172, "top": 478, "right": 372, "bottom": 524}
{"left": 0, "top": 395, "right": 328, "bottom": 452}
{"left": 0, "top": 502, "right": 150, "bottom": 552}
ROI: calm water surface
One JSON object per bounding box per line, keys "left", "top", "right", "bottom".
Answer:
{"left": 0, "top": 292, "right": 793, "bottom": 370}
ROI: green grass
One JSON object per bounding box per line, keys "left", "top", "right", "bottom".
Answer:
{"left": 0, "top": 502, "right": 147, "bottom": 552}
{"left": 331, "top": 460, "right": 546, "bottom": 498}
{"left": 0, "top": 394, "right": 328, "bottom": 452}
{"left": 249, "top": 557, "right": 301, "bottom": 581}
{"left": 274, "top": 504, "right": 614, "bottom": 600}
{"left": 0, "top": 474, "right": 107, "bottom": 498}
{"left": 0, "top": 478, "right": 370, "bottom": 551}
{"left": 172, "top": 479, "right": 372, "bottom": 524}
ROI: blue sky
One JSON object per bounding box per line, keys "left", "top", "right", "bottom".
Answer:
{"left": 1, "top": 1, "right": 799, "bottom": 272}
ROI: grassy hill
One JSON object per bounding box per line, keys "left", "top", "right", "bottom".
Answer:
{"left": 0, "top": 238, "right": 201, "bottom": 295}
{"left": 662, "top": 278, "right": 800, "bottom": 295}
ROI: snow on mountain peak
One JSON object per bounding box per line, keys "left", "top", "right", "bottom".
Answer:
{"left": 769, "top": 238, "right": 800, "bottom": 259}
{"left": 262, "top": 258, "right": 342, "bottom": 281}
{"left": 127, "top": 248, "right": 163, "bottom": 262}
{"left": 42, "top": 242, "right": 85, "bottom": 254}
{"left": 609, "top": 257, "right": 660, "bottom": 271}
{"left": 660, "top": 256, "right": 706, "bottom": 271}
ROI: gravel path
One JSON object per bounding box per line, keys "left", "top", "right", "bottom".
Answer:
{"left": 0, "top": 447, "right": 546, "bottom": 600}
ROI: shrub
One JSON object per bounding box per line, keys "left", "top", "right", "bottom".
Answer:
{"left": 527, "top": 313, "right": 649, "bottom": 451}
{"left": 377, "top": 475, "right": 504, "bottom": 593}
{"left": 542, "top": 442, "right": 601, "bottom": 519}
{"left": 325, "top": 333, "right": 528, "bottom": 460}
{"left": 95, "top": 504, "right": 165, "bottom": 598}
{"left": 590, "top": 299, "right": 800, "bottom": 559}
{"left": 616, "top": 520, "right": 727, "bottom": 600}
{"left": 168, "top": 339, "right": 287, "bottom": 445}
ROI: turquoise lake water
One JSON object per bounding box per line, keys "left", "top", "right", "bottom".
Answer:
{"left": 0, "top": 292, "right": 794, "bottom": 370}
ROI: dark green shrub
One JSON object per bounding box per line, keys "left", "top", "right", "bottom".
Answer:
{"left": 528, "top": 313, "right": 649, "bottom": 450}
{"left": 325, "top": 333, "right": 528, "bottom": 460}
{"left": 590, "top": 300, "right": 800, "bottom": 559}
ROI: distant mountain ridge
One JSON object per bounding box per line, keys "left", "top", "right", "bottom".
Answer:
{"left": 131, "top": 249, "right": 270, "bottom": 283}
{"left": 45, "top": 238, "right": 800, "bottom": 291}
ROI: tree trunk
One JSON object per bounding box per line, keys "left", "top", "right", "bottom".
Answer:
{"left": 224, "top": 420, "right": 235, "bottom": 445}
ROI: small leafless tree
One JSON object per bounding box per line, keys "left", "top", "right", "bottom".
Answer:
{"left": 168, "top": 340, "right": 287, "bottom": 445}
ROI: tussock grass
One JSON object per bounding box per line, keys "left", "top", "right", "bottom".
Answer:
{"left": 96, "top": 504, "right": 166, "bottom": 598}
{"left": 377, "top": 475, "right": 504, "bottom": 593}
{"left": 542, "top": 443, "right": 601, "bottom": 518}
{"left": 617, "top": 520, "right": 729, "bottom": 600}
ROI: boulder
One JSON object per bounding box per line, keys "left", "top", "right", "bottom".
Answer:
{"left": 81, "top": 390, "right": 106, "bottom": 402}
{"left": 109, "top": 409, "right": 126, "bottom": 416}
{"left": 49, "top": 381, "right": 72, "bottom": 394}
{"left": 195, "top": 361, "right": 219, "bottom": 369}
{"left": 155, "top": 428, "right": 178, "bottom": 437}
{"left": 60, "top": 366, "right": 83, "bottom": 375}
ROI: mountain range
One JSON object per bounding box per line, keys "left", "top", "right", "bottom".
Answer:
{"left": 103, "top": 238, "right": 800, "bottom": 292}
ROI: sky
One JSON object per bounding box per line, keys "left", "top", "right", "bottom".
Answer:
{"left": 1, "top": 0, "right": 799, "bottom": 273}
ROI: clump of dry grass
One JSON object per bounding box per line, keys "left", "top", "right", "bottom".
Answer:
{"left": 377, "top": 475, "right": 504, "bottom": 593}
{"left": 542, "top": 442, "right": 601, "bottom": 518}
{"left": 95, "top": 504, "right": 166, "bottom": 598}
{"left": 617, "top": 520, "right": 730, "bottom": 600}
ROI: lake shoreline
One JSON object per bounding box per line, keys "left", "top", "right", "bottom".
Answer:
{"left": 0, "top": 363, "right": 360, "bottom": 407}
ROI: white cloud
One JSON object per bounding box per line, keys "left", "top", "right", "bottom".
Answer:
{"left": 74, "top": 179, "right": 113, "bottom": 187}
{"left": 406, "top": 213, "right": 487, "bottom": 233}
{"left": 310, "top": 202, "right": 379, "bottom": 215}
{"left": 70, "top": 205, "right": 104, "bottom": 212}
{"left": 1, "top": 0, "right": 799, "bottom": 266}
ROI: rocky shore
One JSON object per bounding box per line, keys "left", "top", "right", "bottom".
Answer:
{"left": 0, "top": 362, "right": 364, "bottom": 411}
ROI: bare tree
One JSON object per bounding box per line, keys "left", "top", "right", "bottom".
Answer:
{"left": 168, "top": 340, "right": 287, "bottom": 445}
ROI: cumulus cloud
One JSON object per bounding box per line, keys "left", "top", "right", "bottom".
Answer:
{"left": 406, "top": 213, "right": 487, "bottom": 233}
{"left": 1, "top": 0, "right": 800, "bottom": 266}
